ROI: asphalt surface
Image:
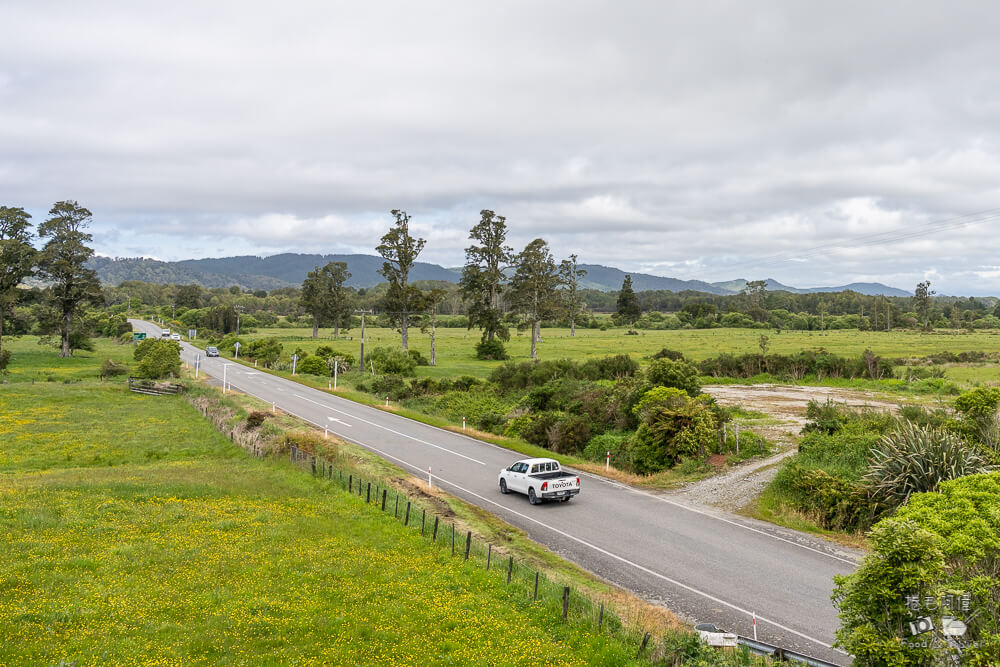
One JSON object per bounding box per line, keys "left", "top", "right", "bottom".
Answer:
{"left": 135, "top": 321, "right": 860, "bottom": 664}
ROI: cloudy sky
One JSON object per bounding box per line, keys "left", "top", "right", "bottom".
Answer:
{"left": 3, "top": 2, "right": 1000, "bottom": 294}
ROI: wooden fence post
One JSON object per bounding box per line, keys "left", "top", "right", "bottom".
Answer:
{"left": 486, "top": 544, "right": 492, "bottom": 570}
{"left": 421, "top": 509, "right": 426, "bottom": 536}
{"left": 636, "top": 633, "right": 651, "bottom": 659}
{"left": 562, "top": 587, "right": 570, "bottom": 621}
{"left": 404, "top": 500, "right": 411, "bottom": 526}
{"left": 432, "top": 516, "right": 439, "bottom": 541}
{"left": 311, "top": 456, "right": 316, "bottom": 476}
{"left": 533, "top": 572, "right": 539, "bottom": 601}
{"left": 348, "top": 474, "right": 352, "bottom": 493}
{"left": 506, "top": 556, "right": 513, "bottom": 584}
{"left": 464, "top": 531, "right": 471, "bottom": 560}
{"left": 366, "top": 482, "right": 371, "bottom": 504}
{"left": 381, "top": 489, "right": 387, "bottom": 511}
{"left": 451, "top": 524, "right": 455, "bottom": 556}
{"left": 394, "top": 495, "right": 399, "bottom": 518}
{"left": 598, "top": 603, "right": 604, "bottom": 630}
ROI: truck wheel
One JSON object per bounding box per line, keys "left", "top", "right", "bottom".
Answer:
{"left": 528, "top": 488, "right": 538, "bottom": 505}
{"left": 499, "top": 479, "right": 509, "bottom": 494}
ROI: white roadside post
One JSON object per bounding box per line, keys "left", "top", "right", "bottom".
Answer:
{"left": 223, "top": 363, "right": 230, "bottom": 393}
{"left": 234, "top": 341, "right": 241, "bottom": 360}
{"left": 195, "top": 353, "right": 201, "bottom": 378}
{"left": 462, "top": 416, "right": 466, "bottom": 431}
{"left": 606, "top": 451, "right": 610, "bottom": 472}
{"left": 752, "top": 612, "right": 757, "bottom": 641}
{"left": 428, "top": 466, "right": 432, "bottom": 489}
{"left": 271, "top": 401, "right": 275, "bottom": 414}
{"left": 291, "top": 353, "right": 299, "bottom": 375}
{"left": 333, "top": 359, "right": 338, "bottom": 390}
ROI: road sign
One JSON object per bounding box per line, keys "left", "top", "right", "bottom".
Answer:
{"left": 132, "top": 332, "right": 146, "bottom": 341}
{"left": 291, "top": 353, "right": 298, "bottom": 375}
{"left": 188, "top": 329, "right": 197, "bottom": 339}
{"left": 234, "top": 341, "right": 241, "bottom": 360}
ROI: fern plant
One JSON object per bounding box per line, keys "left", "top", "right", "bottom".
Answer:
{"left": 864, "top": 421, "right": 993, "bottom": 508}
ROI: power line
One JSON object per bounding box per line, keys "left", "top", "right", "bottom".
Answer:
{"left": 722, "top": 206, "right": 1000, "bottom": 273}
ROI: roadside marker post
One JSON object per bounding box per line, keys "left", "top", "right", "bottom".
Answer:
{"left": 333, "top": 360, "right": 338, "bottom": 390}
{"left": 324, "top": 426, "right": 328, "bottom": 439}
{"left": 428, "top": 466, "right": 432, "bottom": 489}
{"left": 328, "top": 380, "right": 332, "bottom": 390}
{"left": 385, "top": 396, "right": 389, "bottom": 407}
{"left": 271, "top": 401, "right": 275, "bottom": 414}
{"left": 606, "top": 451, "right": 610, "bottom": 472}
{"left": 462, "top": 416, "right": 466, "bottom": 431}
{"left": 752, "top": 612, "right": 757, "bottom": 641}
{"left": 195, "top": 353, "right": 201, "bottom": 378}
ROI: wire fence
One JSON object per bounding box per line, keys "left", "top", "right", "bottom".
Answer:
{"left": 286, "top": 442, "right": 661, "bottom": 657}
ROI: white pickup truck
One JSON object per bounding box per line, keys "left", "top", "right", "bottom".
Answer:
{"left": 498, "top": 458, "right": 580, "bottom": 505}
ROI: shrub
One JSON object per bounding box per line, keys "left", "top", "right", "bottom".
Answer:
{"left": 475, "top": 338, "right": 509, "bottom": 360}
{"left": 371, "top": 374, "right": 411, "bottom": 401}
{"left": 579, "top": 354, "right": 638, "bottom": 380}
{"left": 407, "top": 349, "right": 429, "bottom": 366}
{"left": 833, "top": 473, "right": 1000, "bottom": 665}
{"left": 0, "top": 348, "right": 11, "bottom": 373}
{"left": 296, "top": 355, "right": 328, "bottom": 376}
{"left": 245, "top": 338, "right": 283, "bottom": 366}
{"left": 100, "top": 358, "right": 129, "bottom": 377}
{"left": 314, "top": 345, "right": 335, "bottom": 359}
{"left": 646, "top": 358, "right": 701, "bottom": 396}
{"left": 629, "top": 389, "right": 717, "bottom": 473}
{"left": 134, "top": 339, "right": 181, "bottom": 379}
{"left": 327, "top": 353, "right": 355, "bottom": 373}
{"left": 864, "top": 422, "right": 993, "bottom": 509}
{"left": 476, "top": 411, "right": 507, "bottom": 434}
{"left": 368, "top": 346, "right": 417, "bottom": 376}
{"left": 583, "top": 431, "right": 630, "bottom": 465}
{"left": 435, "top": 387, "right": 513, "bottom": 424}
{"left": 545, "top": 414, "right": 592, "bottom": 454}
{"left": 651, "top": 347, "right": 686, "bottom": 361}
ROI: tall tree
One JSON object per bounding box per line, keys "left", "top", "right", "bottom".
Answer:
{"left": 37, "top": 201, "right": 102, "bottom": 357}
{"left": 509, "top": 239, "right": 561, "bottom": 360}
{"left": 460, "top": 209, "right": 513, "bottom": 342}
{"left": 558, "top": 254, "right": 587, "bottom": 336}
{"left": 299, "top": 261, "right": 353, "bottom": 339}
{"left": 616, "top": 274, "right": 640, "bottom": 327}
{"left": 914, "top": 280, "right": 935, "bottom": 331}
{"left": 0, "top": 206, "right": 37, "bottom": 356}
{"left": 377, "top": 209, "right": 425, "bottom": 350}
{"left": 174, "top": 284, "right": 203, "bottom": 309}
{"left": 742, "top": 279, "right": 769, "bottom": 322}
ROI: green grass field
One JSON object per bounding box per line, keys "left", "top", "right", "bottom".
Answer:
{"left": 0, "top": 338, "right": 660, "bottom": 666}
{"left": 227, "top": 325, "right": 1000, "bottom": 381}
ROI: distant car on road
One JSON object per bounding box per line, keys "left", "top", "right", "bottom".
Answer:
{"left": 499, "top": 457, "right": 580, "bottom": 504}
{"left": 205, "top": 346, "right": 220, "bottom": 357}
{"left": 161, "top": 329, "right": 171, "bottom": 338}
{"left": 170, "top": 333, "right": 181, "bottom": 341}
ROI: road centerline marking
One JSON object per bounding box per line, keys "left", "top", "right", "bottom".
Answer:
{"left": 292, "top": 393, "right": 486, "bottom": 465}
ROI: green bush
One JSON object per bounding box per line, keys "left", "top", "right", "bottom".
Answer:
{"left": 296, "top": 355, "right": 328, "bottom": 376}
{"left": 583, "top": 431, "right": 631, "bottom": 464}
{"left": 646, "top": 358, "right": 701, "bottom": 396}
{"left": 368, "top": 346, "right": 417, "bottom": 376}
{"left": 475, "top": 338, "right": 509, "bottom": 360}
{"left": 833, "top": 473, "right": 1000, "bottom": 665}
{"left": 133, "top": 339, "right": 181, "bottom": 379}
{"left": 100, "top": 358, "right": 129, "bottom": 377}
{"left": 408, "top": 349, "right": 429, "bottom": 366}
{"left": 629, "top": 389, "right": 717, "bottom": 473}
{"left": 0, "top": 349, "right": 11, "bottom": 373}
{"left": 371, "top": 374, "right": 411, "bottom": 401}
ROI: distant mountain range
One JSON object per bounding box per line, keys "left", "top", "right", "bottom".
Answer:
{"left": 88, "top": 253, "right": 911, "bottom": 297}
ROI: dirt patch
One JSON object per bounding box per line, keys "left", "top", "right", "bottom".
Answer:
{"left": 705, "top": 383, "right": 900, "bottom": 432}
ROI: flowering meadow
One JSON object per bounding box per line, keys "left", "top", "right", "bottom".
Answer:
{"left": 0, "top": 339, "right": 649, "bottom": 665}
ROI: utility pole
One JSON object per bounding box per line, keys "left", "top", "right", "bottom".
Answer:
{"left": 355, "top": 309, "right": 373, "bottom": 370}
{"left": 171, "top": 303, "right": 176, "bottom": 321}
{"left": 235, "top": 304, "right": 244, "bottom": 335}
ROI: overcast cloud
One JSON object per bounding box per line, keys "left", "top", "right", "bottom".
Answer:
{"left": 3, "top": 1, "right": 1000, "bottom": 294}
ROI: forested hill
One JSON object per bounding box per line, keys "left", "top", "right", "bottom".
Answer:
{"left": 88, "top": 253, "right": 909, "bottom": 296}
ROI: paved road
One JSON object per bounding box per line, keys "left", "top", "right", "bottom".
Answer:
{"left": 136, "top": 321, "right": 859, "bottom": 664}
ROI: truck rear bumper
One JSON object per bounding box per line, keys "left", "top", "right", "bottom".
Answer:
{"left": 541, "top": 489, "right": 580, "bottom": 500}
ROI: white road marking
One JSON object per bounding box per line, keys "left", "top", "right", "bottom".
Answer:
{"left": 292, "top": 393, "right": 486, "bottom": 466}
{"left": 320, "top": 434, "right": 844, "bottom": 656}
{"left": 328, "top": 417, "right": 352, "bottom": 427}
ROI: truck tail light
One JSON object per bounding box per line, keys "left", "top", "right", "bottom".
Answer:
{"left": 541, "top": 482, "right": 548, "bottom": 491}
{"left": 576, "top": 477, "right": 580, "bottom": 485}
